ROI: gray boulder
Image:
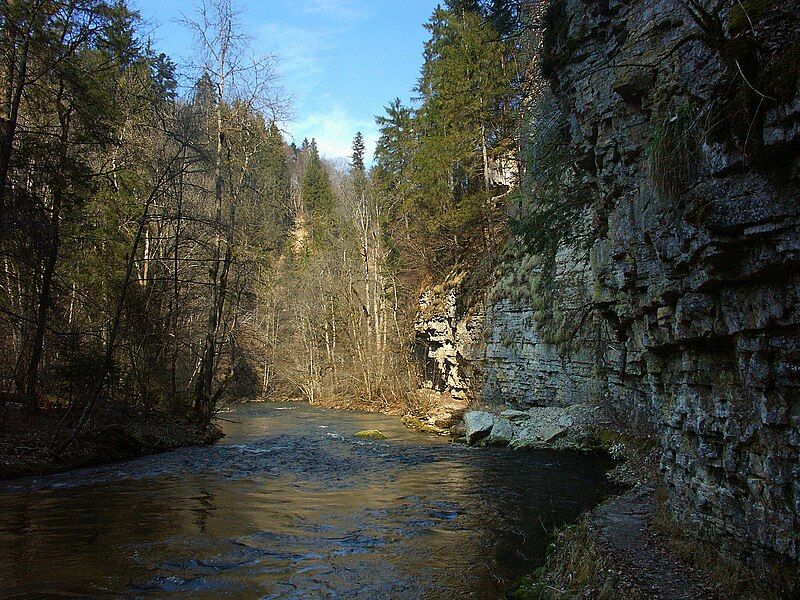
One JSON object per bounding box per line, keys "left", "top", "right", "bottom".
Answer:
{"left": 499, "top": 409, "right": 529, "bottom": 422}
{"left": 485, "top": 417, "right": 514, "bottom": 446}
{"left": 464, "top": 411, "right": 494, "bottom": 445}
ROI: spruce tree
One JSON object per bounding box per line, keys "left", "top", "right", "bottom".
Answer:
{"left": 351, "top": 131, "right": 366, "bottom": 174}
{"left": 301, "top": 139, "right": 336, "bottom": 229}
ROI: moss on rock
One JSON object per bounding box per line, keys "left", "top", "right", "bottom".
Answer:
{"left": 354, "top": 430, "right": 387, "bottom": 440}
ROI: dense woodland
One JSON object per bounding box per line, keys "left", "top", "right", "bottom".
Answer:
{"left": 0, "top": 0, "right": 554, "bottom": 457}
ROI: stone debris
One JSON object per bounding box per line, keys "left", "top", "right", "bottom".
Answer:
{"left": 464, "top": 404, "right": 604, "bottom": 450}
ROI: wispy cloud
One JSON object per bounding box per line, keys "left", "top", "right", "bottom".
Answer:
{"left": 256, "top": 22, "right": 329, "bottom": 97}
{"left": 289, "top": 104, "right": 378, "bottom": 162}
{"left": 254, "top": 1, "right": 369, "bottom": 101}
{"left": 251, "top": 1, "right": 379, "bottom": 161}
{"left": 297, "top": 0, "right": 367, "bottom": 19}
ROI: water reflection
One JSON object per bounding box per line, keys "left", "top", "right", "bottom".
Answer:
{"left": 0, "top": 403, "right": 616, "bottom": 598}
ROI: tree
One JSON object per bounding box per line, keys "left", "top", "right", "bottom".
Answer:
{"left": 301, "top": 139, "right": 336, "bottom": 233}
{"left": 182, "top": 0, "right": 285, "bottom": 424}
{"left": 351, "top": 131, "right": 366, "bottom": 175}
{"left": 0, "top": 0, "right": 149, "bottom": 408}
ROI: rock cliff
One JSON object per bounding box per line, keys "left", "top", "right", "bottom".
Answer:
{"left": 414, "top": 0, "right": 800, "bottom": 566}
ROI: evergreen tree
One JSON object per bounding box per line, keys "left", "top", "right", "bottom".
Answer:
{"left": 148, "top": 46, "right": 178, "bottom": 102}
{"left": 301, "top": 139, "right": 336, "bottom": 231}
{"left": 374, "top": 99, "right": 416, "bottom": 204}
{"left": 351, "top": 132, "right": 366, "bottom": 175}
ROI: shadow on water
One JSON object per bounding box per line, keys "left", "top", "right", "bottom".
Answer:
{"left": 0, "top": 402, "right": 617, "bottom": 599}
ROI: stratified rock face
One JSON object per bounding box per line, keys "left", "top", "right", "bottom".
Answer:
{"left": 413, "top": 0, "right": 800, "bottom": 566}
{"left": 414, "top": 264, "right": 621, "bottom": 418}
{"left": 547, "top": 0, "right": 800, "bottom": 562}
{"left": 483, "top": 300, "right": 601, "bottom": 408}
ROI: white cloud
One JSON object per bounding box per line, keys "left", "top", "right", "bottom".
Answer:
{"left": 255, "top": 22, "right": 329, "bottom": 99}
{"left": 252, "top": 1, "right": 379, "bottom": 163}
{"left": 298, "top": 0, "right": 367, "bottom": 19}
{"left": 287, "top": 104, "right": 378, "bottom": 162}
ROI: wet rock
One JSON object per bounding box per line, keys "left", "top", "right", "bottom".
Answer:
{"left": 464, "top": 411, "right": 494, "bottom": 445}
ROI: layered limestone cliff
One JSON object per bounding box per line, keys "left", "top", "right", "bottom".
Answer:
{"left": 549, "top": 0, "right": 800, "bottom": 564}
{"left": 415, "top": 0, "right": 800, "bottom": 566}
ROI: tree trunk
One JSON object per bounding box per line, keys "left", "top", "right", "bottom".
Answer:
{"left": 23, "top": 191, "right": 61, "bottom": 409}
{"left": 0, "top": 26, "right": 30, "bottom": 215}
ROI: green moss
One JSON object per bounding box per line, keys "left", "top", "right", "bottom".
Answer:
{"left": 355, "top": 430, "right": 387, "bottom": 440}
{"left": 510, "top": 522, "right": 622, "bottom": 599}
{"left": 401, "top": 415, "right": 444, "bottom": 435}
{"left": 508, "top": 568, "right": 548, "bottom": 599}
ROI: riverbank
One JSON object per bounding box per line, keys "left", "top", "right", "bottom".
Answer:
{"left": 510, "top": 452, "right": 799, "bottom": 600}
{"left": 0, "top": 403, "right": 222, "bottom": 480}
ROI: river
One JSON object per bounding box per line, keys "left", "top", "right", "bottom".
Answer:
{"left": 0, "top": 402, "right": 616, "bottom": 598}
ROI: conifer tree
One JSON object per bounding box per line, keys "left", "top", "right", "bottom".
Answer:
{"left": 351, "top": 132, "right": 366, "bottom": 175}
{"left": 301, "top": 139, "right": 336, "bottom": 230}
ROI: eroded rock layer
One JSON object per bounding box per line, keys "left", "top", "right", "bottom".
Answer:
{"left": 549, "top": 0, "right": 800, "bottom": 562}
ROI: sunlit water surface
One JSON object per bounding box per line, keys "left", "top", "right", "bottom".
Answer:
{"left": 0, "top": 403, "right": 616, "bottom": 598}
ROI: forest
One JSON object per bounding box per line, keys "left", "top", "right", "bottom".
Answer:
{"left": 0, "top": 0, "right": 546, "bottom": 470}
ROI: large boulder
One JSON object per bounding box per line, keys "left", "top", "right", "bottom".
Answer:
{"left": 509, "top": 405, "right": 601, "bottom": 450}
{"left": 464, "top": 411, "right": 494, "bottom": 445}
{"left": 485, "top": 417, "right": 514, "bottom": 447}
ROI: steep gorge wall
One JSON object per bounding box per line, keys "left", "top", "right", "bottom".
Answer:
{"left": 414, "top": 248, "right": 632, "bottom": 419}
{"left": 548, "top": 0, "right": 800, "bottom": 563}
{"left": 415, "top": 0, "right": 800, "bottom": 565}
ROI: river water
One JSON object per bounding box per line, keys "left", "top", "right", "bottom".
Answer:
{"left": 0, "top": 403, "right": 615, "bottom": 599}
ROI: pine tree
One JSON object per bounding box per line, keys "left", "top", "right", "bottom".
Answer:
{"left": 351, "top": 132, "right": 366, "bottom": 175}
{"left": 374, "top": 99, "right": 416, "bottom": 204}
{"left": 301, "top": 139, "right": 336, "bottom": 230}
{"left": 415, "top": 7, "right": 513, "bottom": 232}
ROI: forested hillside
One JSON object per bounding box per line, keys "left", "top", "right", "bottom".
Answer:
{"left": 0, "top": 0, "right": 295, "bottom": 468}
{"left": 0, "top": 0, "right": 556, "bottom": 468}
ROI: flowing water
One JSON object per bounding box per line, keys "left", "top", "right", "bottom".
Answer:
{"left": 0, "top": 403, "right": 616, "bottom": 599}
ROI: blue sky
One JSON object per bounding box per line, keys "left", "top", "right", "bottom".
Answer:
{"left": 132, "top": 0, "right": 439, "bottom": 161}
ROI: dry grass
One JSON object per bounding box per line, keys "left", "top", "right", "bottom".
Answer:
{"left": 510, "top": 522, "right": 636, "bottom": 600}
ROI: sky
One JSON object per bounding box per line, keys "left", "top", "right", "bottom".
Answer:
{"left": 132, "top": 0, "right": 439, "bottom": 162}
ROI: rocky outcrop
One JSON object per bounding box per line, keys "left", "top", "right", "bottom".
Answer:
{"left": 414, "top": 275, "right": 485, "bottom": 404}
{"left": 414, "top": 268, "right": 618, "bottom": 416}
{"left": 414, "top": 0, "right": 800, "bottom": 569}
{"left": 546, "top": 0, "right": 800, "bottom": 564}
{"left": 463, "top": 405, "right": 607, "bottom": 451}
{"left": 483, "top": 300, "right": 605, "bottom": 408}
